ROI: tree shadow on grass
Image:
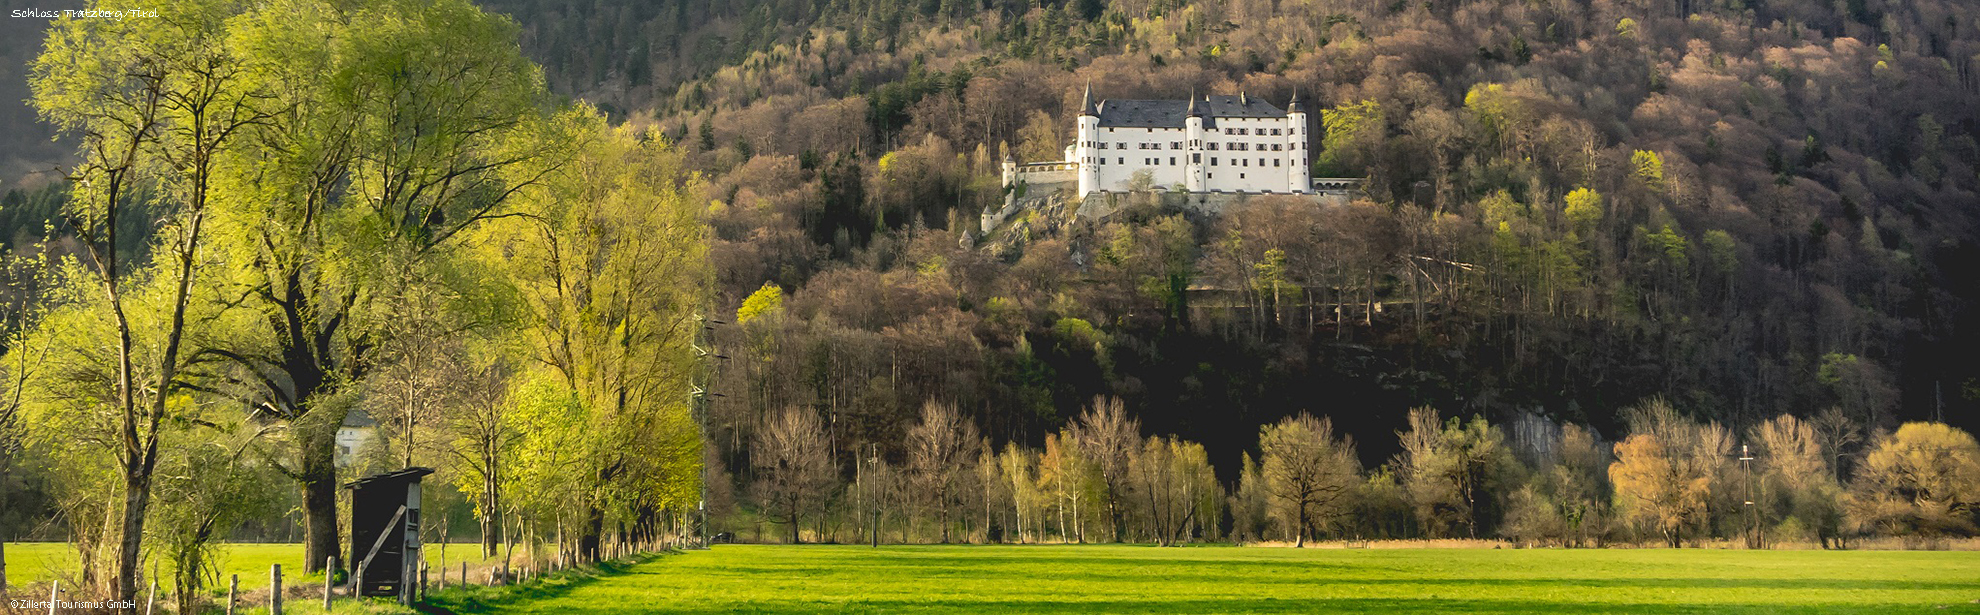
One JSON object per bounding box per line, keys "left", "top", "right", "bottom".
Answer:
{"left": 699, "top": 557, "right": 1980, "bottom": 593}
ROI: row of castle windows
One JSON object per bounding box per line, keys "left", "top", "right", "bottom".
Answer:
{"left": 1088, "top": 141, "right": 1307, "bottom": 151}
{"left": 1100, "top": 126, "right": 1300, "bottom": 135}
{"left": 1091, "top": 156, "right": 1301, "bottom": 168}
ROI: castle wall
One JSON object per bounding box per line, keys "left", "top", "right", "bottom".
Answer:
{"left": 1074, "top": 189, "right": 1350, "bottom": 221}
{"left": 1013, "top": 162, "right": 1077, "bottom": 186}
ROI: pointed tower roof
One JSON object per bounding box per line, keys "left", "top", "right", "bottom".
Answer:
{"left": 1287, "top": 89, "right": 1304, "bottom": 113}
{"left": 1186, "top": 88, "right": 1200, "bottom": 116}
{"left": 1080, "top": 81, "right": 1098, "bottom": 117}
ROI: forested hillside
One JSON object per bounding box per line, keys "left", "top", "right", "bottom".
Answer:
{"left": 495, "top": 0, "right": 1980, "bottom": 472}
{"left": 2, "top": 0, "right": 1977, "bottom": 550}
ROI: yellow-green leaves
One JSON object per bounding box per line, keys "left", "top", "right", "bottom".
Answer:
{"left": 1563, "top": 187, "right": 1603, "bottom": 235}
{"left": 737, "top": 282, "right": 785, "bottom": 324}
{"left": 1631, "top": 149, "right": 1665, "bottom": 187}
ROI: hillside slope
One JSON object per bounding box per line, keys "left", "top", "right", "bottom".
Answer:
{"left": 5, "top": 0, "right": 1978, "bottom": 470}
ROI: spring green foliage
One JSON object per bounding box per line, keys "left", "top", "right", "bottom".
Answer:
{"left": 7, "top": 0, "right": 708, "bottom": 589}
{"left": 484, "top": 113, "right": 708, "bottom": 549}
{"left": 1632, "top": 150, "right": 1666, "bottom": 186}
{"left": 441, "top": 544, "right": 1980, "bottom": 613}
{"left": 737, "top": 282, "right": 785, "bottom": 324}
{"left": 1318, "top": 100, "right": 1383, "bottom": 177}
{"left": 1563, "top": 188, "right": 1603, "bottom": 235}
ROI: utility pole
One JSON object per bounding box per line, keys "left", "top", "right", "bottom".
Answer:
{"left": 690, "top": 314, "right": 729, "bottom": 549}
{"left": 879, "top": 444, "right": 887, "bottom": 553}
{"left": 1739, "top": 444, "right": 1757, "bottom": 549}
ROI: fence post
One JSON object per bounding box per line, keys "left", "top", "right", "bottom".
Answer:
{"left": 145, "top": 579, "right": 155, "bottom": 615}
{"left": 419, "top": 562, "right": 428, "bottom": 600}
{"left": 325, "top": 555, "right": 337, "bottom": 611}
{"left": 270, "top": 564, "right": 283, "bottom": 615}
{"left": 46, "top": 580, "right": 57, "bottom": 615}
{"left": 461, "top": 562, "right": 467, "bottom": 589}
{"left": 226, "top": 574, "right": 238, "bottom": 615}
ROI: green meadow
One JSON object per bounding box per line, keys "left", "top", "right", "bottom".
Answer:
{"left": 13, "top": 543, "right": 1980, "bottom": 613}
{"left": 426, "top": 544, "right": 1980, "bottom": 614}
{"left": 4, "top": 542, "right": 494, "bottom": 591}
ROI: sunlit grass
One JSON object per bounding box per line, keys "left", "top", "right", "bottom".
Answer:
{"left": 15, "top": 542, "right": 1980, "bottom": 613}
{"left": 4, "top": 541, "right": 495, "bottom": 591}
{"left": 445, "top": 544, "right": 1980, "bottom": 614}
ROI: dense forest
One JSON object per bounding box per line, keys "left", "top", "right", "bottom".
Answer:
{"left": 553, "top": 0, "right": 1980, "bottom": 471}
{"left": 456, "top": 0, "right": 1980, "bottom": 545}
{"left": 0, "top": 0, "right": 1977, "bottom": 601}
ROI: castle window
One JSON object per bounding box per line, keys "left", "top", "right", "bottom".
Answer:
{"left": 1169, "top": 157, "right": 1176, "bottom": 165}
{"left": 1274, "top": 159, "right": 1281, "bottom": 167}
{"left": 1272, "top": 144, "right": 1282, "bottom": 151}
{"left": 1192, "top": 153, "right": 1200, "bottom": 163}
{"left": 1207, "top": 143, "right": 1218, "bottom": 151}
{"left": 1118, "top": 157, "right": 1124, "bottom": 164}
{"left": 1171, "top": 142, "right": 1181, "bottom": 149}
{"left": 1259, "top": 158, "right": 1265, "bottom": 166}
{"left": 1210, "top": 157, "right": 1218, "bottom": 166}
{"left": 1240, "top": 173, "right": 1246, "bottom": 179}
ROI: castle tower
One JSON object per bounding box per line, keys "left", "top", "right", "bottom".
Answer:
{"left": 1000, "top": 151, "right": 1017, "bottom": 189}
{"left": 1075, "top": 82, "right": 1100, "bottom": 196}
{"left": 1184, "top": 93, "right": 1206, "bottom": 192}
{"left": 1286, "top": 92, "right": 1311, "bottom": 193}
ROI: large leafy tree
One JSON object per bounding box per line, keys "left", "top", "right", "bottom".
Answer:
{"left": 29, "top": 0, "right": 262, "bottom": 597}
{"left": 1847, "top": 422, "right": 1980, "bottom": 539}
{"left": 487, "top": 113, "right": 707, "bottom": 559}
{"left": 193, "top": 0, "right": 553, "bottom": 571}
{"left": 1608, "top": 398, "right": 1729, "bottom": 548}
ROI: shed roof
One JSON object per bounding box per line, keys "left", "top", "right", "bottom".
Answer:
{"left": 343, "top": 467, "right": 434, "bottom": 490}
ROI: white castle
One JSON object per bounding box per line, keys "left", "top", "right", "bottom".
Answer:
{"left": 1004, "top": 85, "right": 1315, "bottom": 197}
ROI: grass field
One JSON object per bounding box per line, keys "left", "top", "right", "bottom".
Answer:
{"left": 430, "top": 544, "right": 1980, "bottom": 614}
{"left": 4, "top": 542, "right": 499, "bottom": 591}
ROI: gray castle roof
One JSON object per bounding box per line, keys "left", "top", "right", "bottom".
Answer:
{"left": 1092, "top": 94, "right": 1289, "bottom": 128}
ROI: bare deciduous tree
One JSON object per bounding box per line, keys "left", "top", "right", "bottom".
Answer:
{"left": 1070, "top": 396, "right": 1138, "bottom": 542}
{"left": 906, "top": 400, "right": 980, "bottom": 543}
{"left": 1259, "top": 413, "right": 1360, "bottom": 547}
{"left": 752, "top": 406, "right": 834, "bottom": 544}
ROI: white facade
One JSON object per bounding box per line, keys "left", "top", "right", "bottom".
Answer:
{"left": 1063, "top": 87, "right": 1311, "bottom": 197}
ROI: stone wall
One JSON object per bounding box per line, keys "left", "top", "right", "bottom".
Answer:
{"left": 1012, "top": 163, "right": 1077, "bottom": 187}
{"left": 1074, "top": 189, "right": 1350, "bottom": 221}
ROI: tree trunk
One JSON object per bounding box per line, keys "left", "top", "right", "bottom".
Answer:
{"left": 789, "top": 500, "right": 801, "bottom": 544}
{"left": 1294, "top": 502, "right": 1308, "bottom": 548}
{"left": 115, "top": 463, "right": 154, "bottom": 601}
{"left": 580, "top": 505, "right": 604, "bottom": 562}
{"left": 299, "top": 430, "right": 342, "bottom": 574}
{"left": 481, "top": 466, "right": 501, "bottom": 559}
